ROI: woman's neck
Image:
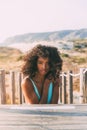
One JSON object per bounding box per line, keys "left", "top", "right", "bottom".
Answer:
{"left": 34, "top": 73, "right": 45, "bottom": 83}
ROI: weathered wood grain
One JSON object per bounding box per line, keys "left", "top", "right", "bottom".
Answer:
{"left": 0, "top": 104, "right": 87, "bottom": 130}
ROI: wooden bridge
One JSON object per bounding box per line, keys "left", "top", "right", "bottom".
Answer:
{"left": 0, "top": 104, "right": 87, "bottom": 130}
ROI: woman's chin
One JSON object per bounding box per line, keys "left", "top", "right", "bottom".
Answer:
{"left": 39, "top": 72, "right": 47, "bottom": 76}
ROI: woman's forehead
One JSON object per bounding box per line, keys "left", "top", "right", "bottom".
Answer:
{"left": 38, "top": 57, "right": 49, "bottom": 61}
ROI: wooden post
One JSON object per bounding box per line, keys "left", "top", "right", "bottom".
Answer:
{"left": 18, "top": 73, "right": 25, "bottom": 104}
{"left": 62, "top": 72, "right": 66, "bottom": 104}
{"left": 67, "top": 70, "right": 73, "bottom": 104}
{"left": 85, "top": 71, "right": 87, "bottom": 103}
{"left": 10, "top": 71, "right": 15, "bottom": 104}
{"left": 17, "top": 72, "right": 22, "bottom": 104}
{"left": 83, "top": 69, "right": 87, "bottom": 103}
{"left": 0, "top": 69, "right": 6, "bottom": 104}
{"left": 79, "top": 68, "right": 84, "bottom": 104}
{"left": 59, "top": 76, "right": 62, "bottom": 104}
{"left": 21, "top": 75, "right": 25, "bottom": 104}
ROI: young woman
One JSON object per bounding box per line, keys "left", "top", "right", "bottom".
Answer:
{"left": 21, "top": 44, "right": 62, "bottom": 104}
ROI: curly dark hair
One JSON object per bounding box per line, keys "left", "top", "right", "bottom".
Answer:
{"left": 21, "top": 44, "right": 62, "bottom": 79}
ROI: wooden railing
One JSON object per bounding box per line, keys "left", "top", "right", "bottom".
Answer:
{"left": 0, "top": 70, "right": 24, "bottom": 104}
{"left": 0, "top": 68, "right": 87, "bottom": 104}
{"left": 59, "top": 68, "right": 87, "bottom": 104}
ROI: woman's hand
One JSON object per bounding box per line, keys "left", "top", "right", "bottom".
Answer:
{"left": 51, "top": 78, "right": 60, "bottom": 104}
{"left": 39, "top": 78, "right": 52, "bottom": 104}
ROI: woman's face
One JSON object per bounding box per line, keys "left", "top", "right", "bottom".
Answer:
{"left": 37, "top": 57, "right": 50, "bottom": 76}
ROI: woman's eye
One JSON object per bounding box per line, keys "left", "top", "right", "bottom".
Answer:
{"left": 38, "top": 61, "right": 42, "bottom": 64}
{"left": 46, "top": 62, "right": 49, "bottom": 65}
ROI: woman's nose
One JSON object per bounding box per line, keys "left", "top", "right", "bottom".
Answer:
{"left": 42, "top": 64, "right": 46, "bottom": 69}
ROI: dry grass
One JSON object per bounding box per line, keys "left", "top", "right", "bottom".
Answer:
{"left": 0, "top": 47, "right": 23, "bottom": 72}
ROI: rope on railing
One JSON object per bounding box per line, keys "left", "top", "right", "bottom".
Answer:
{"left": 83, "top": 69, "right": 87, "bottom": 74}
{"left": 69, "top": 73, "right": 80, "bottom": 77}
{"left": 61, "top": 72, "right": 80, "bottom": 77}
{"left": 61, "top": 68, "right": 87, "bottom": 77}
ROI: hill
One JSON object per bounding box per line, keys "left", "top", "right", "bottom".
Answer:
{"left": 0, "top": 28, "right": 87, "bottom": 47}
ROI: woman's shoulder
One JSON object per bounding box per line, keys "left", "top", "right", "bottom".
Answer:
{"left": 54, "top": 78, "right": 60, "bottom": 86}
{"left": 21, "top": 76, "right": 32, "bottom": 86}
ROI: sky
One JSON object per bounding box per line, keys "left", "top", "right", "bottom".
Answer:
{"left": 0, "top": 0, "right": 87, "bottom": 42}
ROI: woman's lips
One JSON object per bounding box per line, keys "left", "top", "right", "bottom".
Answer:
{"left": 40, "top": 69, "right": 48, "bottom": 73}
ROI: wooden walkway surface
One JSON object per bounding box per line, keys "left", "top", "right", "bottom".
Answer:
{"left": 0, "top": 104, "right": 87, "bottom": 130}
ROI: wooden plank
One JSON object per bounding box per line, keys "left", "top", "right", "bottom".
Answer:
{"left": 67, "top": 70, "right": 73, "bottom": 104}
{"left": 0, "top": 104, "right": 87, "bottom": 130}
{"left": 10, "top": 71, "right": 15, "bottom": 104}
{"left": 0, "top": 69, "right": 6, "bottom": 104}
{"left": 62, "top": 72, "right": 66, "bottom": 104}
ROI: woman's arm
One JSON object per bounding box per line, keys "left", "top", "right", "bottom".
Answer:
{"left": 21, "top": 77, "right": 59, "bottom": 104}
{"left": 39, "top": 78, "right": 59, "bottom": 104}
{"left": 21, "top": 77, "right": 39, "bottom": 104}
{"left": 39, "top": 78, "right": 50, "bottom": 104}
{"left": 22, "top": 77, "right": 50, "bottom": 104}
{"left": 51, "top": 79, "right": 59, "bottom": 104}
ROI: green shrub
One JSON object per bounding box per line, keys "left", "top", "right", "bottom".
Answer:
{"left": 72, "top": 57, "right": 86, "bottom": 64}
{"left": 61, "top": 53, "right": 69, "bottom": 58}
{"left": 17, "top": 55, "right": 23, "bottom": 61}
